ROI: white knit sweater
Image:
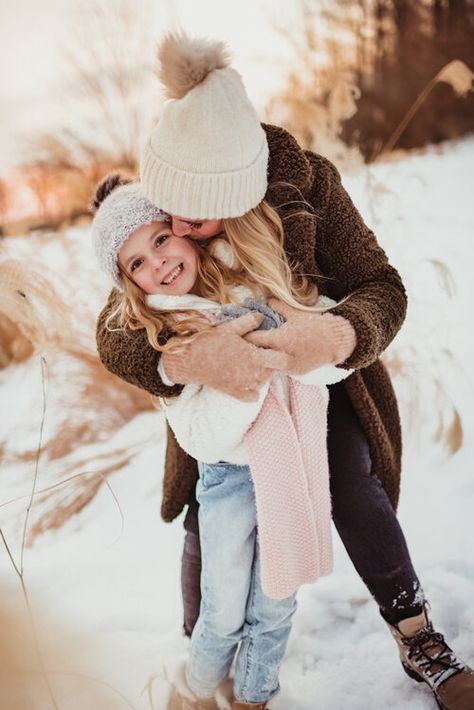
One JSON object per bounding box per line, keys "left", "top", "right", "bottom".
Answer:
{"left": 148, "top": 290, "right": 351, "bottom": 465}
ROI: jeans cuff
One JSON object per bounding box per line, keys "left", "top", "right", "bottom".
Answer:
{"left": 185, "top": 664, "right": 218, "bottom": 700}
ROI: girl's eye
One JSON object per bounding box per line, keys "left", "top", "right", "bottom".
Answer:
{"left": 130, "top": 258, "right": 143, "bottom": 272}
{"left": 154, "top": 234, "right": 169, "bottom": 247}
{"left": 189, "top": 222, "right": 203, "bottom": 230}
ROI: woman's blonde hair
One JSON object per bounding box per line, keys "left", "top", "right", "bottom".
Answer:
{"left": 110, "top": 200, "right": 320, "bottom": 352}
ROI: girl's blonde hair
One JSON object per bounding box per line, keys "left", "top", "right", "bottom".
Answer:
{"left": 110, "top": 200, "right": 320, "bottom": 353}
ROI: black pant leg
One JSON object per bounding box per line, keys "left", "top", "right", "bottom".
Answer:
{"left": 182, "top": 497, "right": 202, "bottom": 637}
{"left": 327, "top": 381, "right": 425, "bottom": 624}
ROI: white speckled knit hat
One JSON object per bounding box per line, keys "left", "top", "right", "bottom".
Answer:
{"left": 92, "top": 182, "right": 169, "bottom": 288}
{"left": 140, "top": 32, "right": 269, "bottom": 220}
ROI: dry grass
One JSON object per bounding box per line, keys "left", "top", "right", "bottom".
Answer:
{"left": 383, "top": 350, "right": 464, "bottom": 456}
{"left": 0, "top": 254, "right": 154, "bottom": 540}
{"left": 25, "top": 450, "right": 133, "bottom": 543}
{"left": 267, "top": 73, "right": 364, "bottom": 171}
{"left": 0, "top": 312, "right": 33, "bottom": 367}
{"left": 0, "top": 242, "right": 156, "bottom": 707}
{"left": 360, "top": 152, "right": 464, "bottom": 456}
{"left": 381, "top": 60, "right": 474, "bottom": 156}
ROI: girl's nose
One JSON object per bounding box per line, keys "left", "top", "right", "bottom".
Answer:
{"left": 152, "top": 252, "right": 167, "bottom": 270}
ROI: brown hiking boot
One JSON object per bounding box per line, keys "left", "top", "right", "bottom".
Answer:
{"left": 181, "top": 697, "right": 219, "bottom": 710}
{"left": 386, "top": 607, "right": 474, "bottom": 709}
{"left": 166, "top": 686, "right": 182, "bottom": 710}
{"left": 165, "top": 663, "right": 219, "bottom": 710}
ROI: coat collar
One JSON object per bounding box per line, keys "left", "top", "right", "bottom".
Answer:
{"left": 262, "top": 123, "right": 313, "bottom": 193}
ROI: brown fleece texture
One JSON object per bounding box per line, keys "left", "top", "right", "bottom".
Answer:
{"left": 96, "top": 123, "right": 407, "bottom": 521}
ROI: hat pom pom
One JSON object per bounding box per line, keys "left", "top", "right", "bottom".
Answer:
{"left": 157, "top": 32, "right": 231, "bottom": 100}
{"left": 90, "top": 172, "right": 133, "bottom": 213}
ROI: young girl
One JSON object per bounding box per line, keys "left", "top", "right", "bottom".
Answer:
{"left": 92, "top": 174, "right": 351, "bottom": 710}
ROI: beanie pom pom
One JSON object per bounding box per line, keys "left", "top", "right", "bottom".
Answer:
{"left": 157, "top": 32, "right": 231, "bottom": 100}
{"left": 90, "top": 172, "right": 134, "bottom": 213}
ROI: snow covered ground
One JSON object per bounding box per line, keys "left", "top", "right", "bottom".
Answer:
{"left": 1, "top": 138, "right": 473, "bottom": 709}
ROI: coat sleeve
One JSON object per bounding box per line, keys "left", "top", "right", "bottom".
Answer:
{"left": 306, "top": 153, "right": 408, "bottom": 370}
{"left": 95, "top": 289, "right": 183, "bottom": 398}
{"left": 163, "top": 383, "right": 268, "bottom": 464}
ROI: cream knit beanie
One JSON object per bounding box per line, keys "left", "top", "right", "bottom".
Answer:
{"left": 140, "top": 33, "right": 269, "bottom": 219}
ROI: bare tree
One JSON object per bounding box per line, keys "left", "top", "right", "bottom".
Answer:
{"left": 60, "top": 0, "right": 160, "bottom": 171}
{"left": 266, "top": 0, "right": 363, "bottom": 168}
{"left": 17, "top": 0, "right": 162, "bottom": 226}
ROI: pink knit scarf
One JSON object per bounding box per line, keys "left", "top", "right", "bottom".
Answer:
{"left": 244, "top": 379, "right": 333, "bottom": 599}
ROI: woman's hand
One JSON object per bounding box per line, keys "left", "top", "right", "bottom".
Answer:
{"left": 244, "top": 299, "right": 357, "bottom": 375}
{"left": 161, "top": 312, "right": 290, "bottom": 402}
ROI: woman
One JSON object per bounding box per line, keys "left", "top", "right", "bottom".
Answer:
{"left": 96, "top": 33, "right": 473, "bottom": 710}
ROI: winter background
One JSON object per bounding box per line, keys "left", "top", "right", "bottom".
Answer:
{"left": 0, "top": 2, "right": 473, "bottom": 710}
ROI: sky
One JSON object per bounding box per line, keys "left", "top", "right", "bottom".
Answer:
{"left": 0, "top": 0, "right": 298, "bottom": 172}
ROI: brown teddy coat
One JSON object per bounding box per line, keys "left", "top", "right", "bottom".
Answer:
{"left": 96, "top": 123, "right": 406, "bottom": 522}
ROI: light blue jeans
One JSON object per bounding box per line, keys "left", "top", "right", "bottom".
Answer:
{"left": 186, "top": 461, "right": 297, "bottom": 704}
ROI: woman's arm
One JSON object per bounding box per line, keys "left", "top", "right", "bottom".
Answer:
{"left": 96, "top": 289, "right": 183, "bottom": 397}
{"left": 307, "top": 153, "right": 408, "bottom": 370}
{"left": 290, "top": 296, "right": 353, "bottom": 385}
{"left": 247, "top": 158, "right": 407, "bottom": 373}
{"left": 96, "top": 291, "right": 286, "bottom": 400}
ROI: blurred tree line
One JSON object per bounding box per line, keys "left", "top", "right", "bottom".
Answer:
{"left": 347, "top": 0, "right": 474, "bottom": 158}
{"left": 268, "top": 0, "right": 474, "bottom": 162}
{"left": 2, "top": 0, "right": 473, "bottom": 233}
{"left": 1, "top": 0, "right": 156, "bottom": 234}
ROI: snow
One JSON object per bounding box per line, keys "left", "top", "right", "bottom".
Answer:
{"left": 1, "top": 138, "right": 473, "bottom": 709}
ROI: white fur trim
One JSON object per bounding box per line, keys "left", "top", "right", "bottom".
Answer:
{"left": 147, "top": 293, "right": 220, "bottom": 311}
{"left": 208, "top": 238, "right": 239, "bottom": 269}
{"left": 157, "top": 357, "right": 175, "bottom": 387}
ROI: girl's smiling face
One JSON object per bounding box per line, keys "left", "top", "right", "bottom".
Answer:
{"left": 118, "top": 221, "right": 199, "bottom": 295}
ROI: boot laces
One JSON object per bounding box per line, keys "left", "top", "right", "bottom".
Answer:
{"left": 404, "top": 622, "right": 465, "bottom": 688}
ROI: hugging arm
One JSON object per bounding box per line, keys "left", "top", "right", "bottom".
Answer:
{"left": 96, "top": 289, "right": 183, "bottom": 398}
{"left": 246, "top": 158, "right": 407, "bottom": 373}
{"left": 164, "top": 357, "right": 351, "bottom": 464}
{"left": 308, "top": 155, "right": 407, "bottom": 370}
{"left": 96, "top": 291, "right": 287, "bottom": 400}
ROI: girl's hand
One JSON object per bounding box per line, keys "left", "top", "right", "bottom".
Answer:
{"left": 244, "top": 299, "right": 356, "bottom": 375}
{"left": 161, "top": 312, "right": 290, "bottom": 402}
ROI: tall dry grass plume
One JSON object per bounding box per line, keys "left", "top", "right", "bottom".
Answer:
{"left": 0, "top": 250, "right": 153, "bottom": 542}
{"left": 381, "top": 59, "right": 474, "bottom": 155}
